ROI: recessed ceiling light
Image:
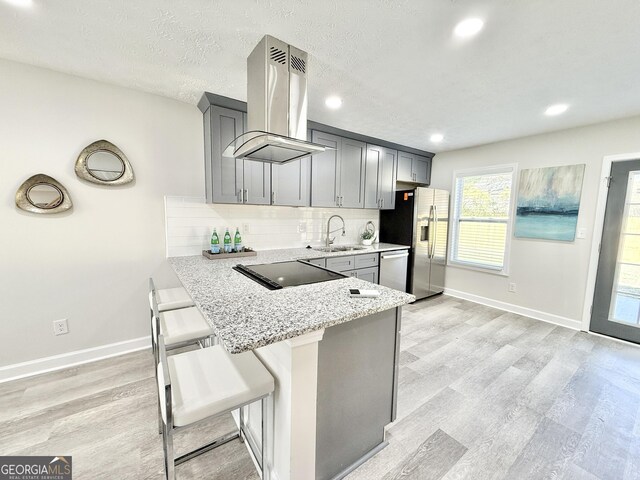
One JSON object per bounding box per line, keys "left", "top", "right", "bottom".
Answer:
{"left": 325, "top": 96, "right": 343, "bottom": 109}
{"left": 430, "top": 133, "right": 444, "bottom": 143}
{"left": 454, "top": 18, "right": 484, "bottom": 38}
{"left": 3, "top": 0, "right": 33, "bottom": 7}
{"left": 545, "top": 104, "right": 569, "bottom": 116}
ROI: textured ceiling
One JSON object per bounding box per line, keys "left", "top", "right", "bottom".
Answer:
{"left": 1, "top": 0, "right": 640, "bottom": 152}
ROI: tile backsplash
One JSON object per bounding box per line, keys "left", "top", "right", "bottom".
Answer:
{"left": 164, "top": 196, "right": 380, "bottom": 257}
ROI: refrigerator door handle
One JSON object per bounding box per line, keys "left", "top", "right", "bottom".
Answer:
{"left": 432, "top": 205, "right": 438, "bottom": 259}
{"left": 427, "top": 205, "right": 434, "bottom": 259}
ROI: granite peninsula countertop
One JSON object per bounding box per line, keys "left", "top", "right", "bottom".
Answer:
{"left": 169, "top": 243, "right": 414, "bottom": 353}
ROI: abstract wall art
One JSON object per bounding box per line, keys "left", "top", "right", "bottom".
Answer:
{"left": 514, "top": 164, "right": 585, "bottom": 241}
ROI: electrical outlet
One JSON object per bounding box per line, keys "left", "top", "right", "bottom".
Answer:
{"left": 298, "top": 222, "right": 307, "bottom": 233}
{"left": 508, "top": 283, "right": 517, "bottom": 293}
{"left": 242, "top": 223, "right": 250, "bottom": 234}
{"left": 53, "top": 319, "right": 68, "bottom": 336}
{"left": 576, "top": 227, "right": 587, "bottom": 239}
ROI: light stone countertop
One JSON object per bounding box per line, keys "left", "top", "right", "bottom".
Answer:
{"left": 169, "top": 243, "right": 414, "bottom": 353}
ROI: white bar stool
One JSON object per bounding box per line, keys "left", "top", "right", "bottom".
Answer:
{"left": 149, "top": 278, "right": 194, "bottom": 313}
{"left": 157, "top": 335, "right": 274, "bottom": 480}
{"left": 149, "top": 280, "right": 216, "bottom": 434}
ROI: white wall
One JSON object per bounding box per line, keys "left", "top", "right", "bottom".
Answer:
{"left": 0, "top": 59, "right": 381, "bottom": 373}
{"left": 165, "top": 196, "right": 379, "bottom": 257}
{"left": 0, "top": 59, "right": 204, "bottom": 367}
{"left": 431, "top": 115, "right": 640, "bottom": 328}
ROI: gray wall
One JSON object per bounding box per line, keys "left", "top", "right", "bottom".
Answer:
{"left": 430, "top": 115, "right": 640, "bottom": 327}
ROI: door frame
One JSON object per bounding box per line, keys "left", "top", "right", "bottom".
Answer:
{"left": 581, "top": 151, "right": 640, "bottom": 332}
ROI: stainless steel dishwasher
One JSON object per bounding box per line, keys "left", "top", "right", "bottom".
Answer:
{"left": 379, "top": 250, "right": 409, "bottom": 292}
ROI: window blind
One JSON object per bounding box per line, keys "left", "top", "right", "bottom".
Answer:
{"left": 451, "top": 169, "right": 514, "bottom": 271}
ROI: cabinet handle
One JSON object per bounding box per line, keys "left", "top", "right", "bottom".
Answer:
{"left": 244, "top": 189, "right": 248, "bottom": 203}
{"left": 238, "top": 190, "right": 243, "bottom": 203}
{"left": 271, "top": 191, "right": 276, "bottom": 204}
{"left": 381, "top": 198, "right": 384, "bottom": 208}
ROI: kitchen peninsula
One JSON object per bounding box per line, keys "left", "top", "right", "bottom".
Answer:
{"left": 170, "top": 244, "right": 414, "bottom": 480}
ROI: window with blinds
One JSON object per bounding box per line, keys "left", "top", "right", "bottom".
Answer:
{"left": 450, "top": 166, "right": 515, "bottom": 272}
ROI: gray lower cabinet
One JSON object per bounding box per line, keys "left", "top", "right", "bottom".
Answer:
{"left": 311, "top": 132, "right": 366, "bottom": 208}
{"left": 326, "top": 255, "right": 355, "bottom": 272}
{"left": 324, "top": 253, "right": 379, "bottom": 284}
{"left": 306, "top": 257, "right": 326, "bottom": 268}
{"left": 355, "top": 266, "right": 378, "bottom": 284}
{"left": 205, "top": 105, "right": 271, "bottom": 204}
{"left": 365, "top": 145, "right": 397, "bottom": 210}
{"left": 396, "top": 151, "right": 431, "bottom": 185}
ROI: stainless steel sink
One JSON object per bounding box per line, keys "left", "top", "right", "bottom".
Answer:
{"left": 312, "top": 247, "right": 336, "bottom": 252}
{"left": 311, "top": 245, "right": 369, "bottom": 252}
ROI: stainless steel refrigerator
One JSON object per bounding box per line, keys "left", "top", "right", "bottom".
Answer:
{"left": 379, "top": 187, "right": 450, "bottom": 300}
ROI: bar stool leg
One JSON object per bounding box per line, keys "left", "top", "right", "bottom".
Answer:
{"left": 239, "top": 406, "right": 245, "bottom": 443}
{"left": 162, "top": 423, "right": 175, "bottom": 480}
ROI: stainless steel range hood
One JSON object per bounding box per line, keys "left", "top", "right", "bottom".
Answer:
{"left": 224, "top": 35, "right": 327, "bottom": 163}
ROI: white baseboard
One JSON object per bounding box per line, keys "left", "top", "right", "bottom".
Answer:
{"left": 0, "top": 336, "right": 150, "bottom": 383}
{"left": 444, "top": 288, "right": 583, "bottom": 331}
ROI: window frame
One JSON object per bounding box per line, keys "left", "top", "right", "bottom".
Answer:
{"left": 448, "top": 163, "right": 518, "bottom": 276}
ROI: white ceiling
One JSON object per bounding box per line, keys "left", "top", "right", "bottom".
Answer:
{"left": 1, "top": 0, "right": 640, "bottom": 153}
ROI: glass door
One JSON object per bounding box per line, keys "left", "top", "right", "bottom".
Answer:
{"left": 591, "top": 160, "right": 640, "bottom": 343}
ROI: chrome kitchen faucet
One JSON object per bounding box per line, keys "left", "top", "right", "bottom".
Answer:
{"left": 326, "top": 215, "right": 346, "bottom": 248}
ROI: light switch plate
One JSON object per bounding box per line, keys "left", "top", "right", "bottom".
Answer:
{"left": 576, "top": 228, "right": 586, "bottom": 239}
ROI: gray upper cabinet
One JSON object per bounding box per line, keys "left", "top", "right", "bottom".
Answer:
{"left": 243, "top": 160, "right": 271, "bottom": 205}
{"left": 206, "top": 105, "right": 244, "bottom": 203}
{"left": 271, "top": 157, "right": 311, "bottom": 206}
{"left": 201, "top": 95, "right": 432, "bottom": 208}
{"left": 413, "top": 155, "right": 430, "bottom": 185}
{"left": 365, "top": 145, "right": 397, "bottom": 210}
{"left": 397, "top": 152, "right": 414, "bottom": 184}
{"left": 339, "top": 138, "right": 366, "bottom": 208}
{"left": 205, "top": 105, "right": 271, "bottom": 204}
{"left": 396, "top": 151, "right": 431, "bottom": 185}
{"left": 311, "top": 132, "right": 365, "bottom": 208}
{"left": 311, "top": 131, "right": 340, "bottom": 207}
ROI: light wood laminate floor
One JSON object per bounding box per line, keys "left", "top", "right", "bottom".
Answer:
{"left": 2, "top": 296, "right": 640, "bottom": 479}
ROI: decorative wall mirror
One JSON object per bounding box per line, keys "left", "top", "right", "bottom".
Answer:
{"left": 75, "top": 140, "right": 134, "bottom": 185}
{"left": 15, "top": 174, "right": 73, "bottom": 214}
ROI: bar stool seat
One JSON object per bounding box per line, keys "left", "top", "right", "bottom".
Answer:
{"left": 149, "top": 287, "right": 194, "bottom": 312}
{"left": 157, "top": 335, "right": 274, "bottom": 479}
{"left": 157, "top": 307, "right": 213, "bottom": 348}
{"left": 158, "top": 345, "right": 274, "bottom": 427}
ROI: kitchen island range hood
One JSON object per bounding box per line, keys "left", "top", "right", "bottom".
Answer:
{"left": 223, "top": 35, "right": 328, "bottom": 163}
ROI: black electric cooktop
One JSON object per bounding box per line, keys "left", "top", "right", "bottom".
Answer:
{"left": 233, "top": 260, "right": 345, "bottom": 290}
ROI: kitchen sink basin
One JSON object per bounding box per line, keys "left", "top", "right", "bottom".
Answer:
{"left": 312, "top": 245, "right": 369, "bottom": 252}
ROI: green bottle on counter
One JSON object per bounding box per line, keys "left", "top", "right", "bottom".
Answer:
{"left": 210, "top": 228, "right": 220, "bottom": 254}
{"left": 234, "top": 227, "right": 242, "bottom": 252}
{"left": 223, "top": 227, "right": 232, "bottom": 253}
